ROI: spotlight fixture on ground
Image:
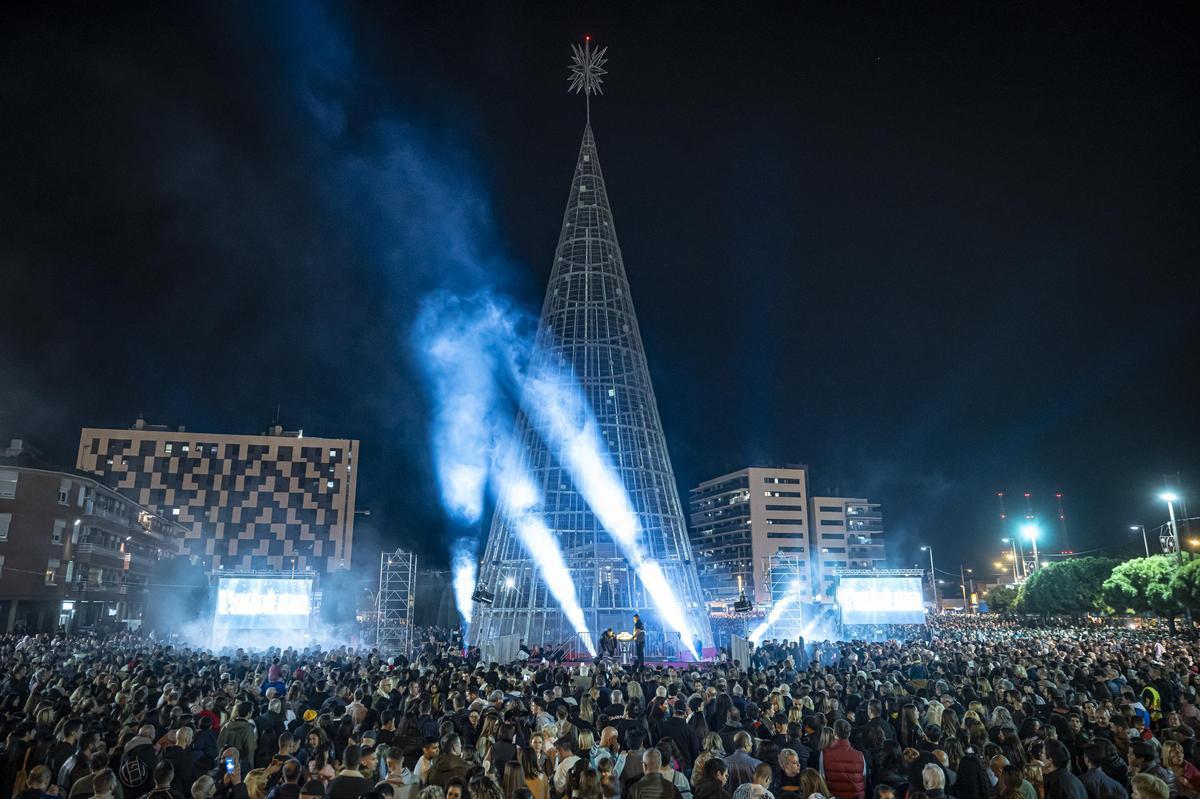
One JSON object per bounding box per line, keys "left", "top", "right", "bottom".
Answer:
{"left": 471, "top": 582, "right": 495, "bottom": 605}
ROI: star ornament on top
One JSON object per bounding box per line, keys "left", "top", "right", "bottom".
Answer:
{"left": 568, "top": 36, "right": 608, "bottom": 96}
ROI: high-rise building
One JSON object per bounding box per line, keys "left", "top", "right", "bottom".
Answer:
{"left": 76, "top": 418, "right": 358, "bottom": 573}
{"left": 0, "top": 438, "right": 187, "bottom": 633}
{"left": 810, "top": 496, "right": 885, "bottom": 598}
{"left": 688, "top": 466, "right": 810, "bottom": 606}
{"left": 469, "top": 107, "right": 712, "bottom": 648}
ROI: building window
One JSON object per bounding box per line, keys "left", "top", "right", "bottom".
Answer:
{"left": 45, "top": 559, "right": 60, "bottom": 585}
{"left": 0, "top": 512, "right": 10, "bottom": 541}
{"left": 818, "top": 505, "right": 842, "bottom": 513}
{"left": 0, "top": 469, "right": 18, "bottom": 499}
{"left": 765, "top": 519, "right": 804, "bottom": 525}
{"left": 51, "top": 519, "right": 66, "bottom": 545}
{"left": 764, "top": 504, "right": 804, "bottom": 512}
{"left": 766, "top": 533, "right": 805, "bottom": 539}
{"left": 821, "top": 519, "right": 845, "bottom": 526}
{"left": 165, "top": 443, "right": 173, "bottom": 454}
{"left": 763, "top": 477, "right": 802, "bottom": 484}
{"left": 58, "top": 478, "right": 71, "bottom": 505}
{"left": 327, "top": 480, "right": 334, "bottom": 489}
{"left": 764, "top": 491, "right": 803, "bottom": 498}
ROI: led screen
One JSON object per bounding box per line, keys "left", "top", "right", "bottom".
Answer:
{"left": 837, "top": 576, "right": 926, "bottom": 625}
{"left": 213, "top": 577, "right": 313, "bottom": 632}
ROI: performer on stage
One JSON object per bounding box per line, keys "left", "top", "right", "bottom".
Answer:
{"left": 597, "top": 628, "right": 618, "bottom": 664}
{"left": 632, "top": 613, "right": 645, "bottom": 670}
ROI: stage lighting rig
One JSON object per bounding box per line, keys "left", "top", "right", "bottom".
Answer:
{"left": 733, "top": 591, "right": 753, "bottom": 614}
{"left": 471, "top": 582, "right": 495, "bottom": 606}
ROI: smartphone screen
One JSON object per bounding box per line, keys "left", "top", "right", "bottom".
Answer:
{"left": 225, "top": 757, "right": 236, "bottom": 773}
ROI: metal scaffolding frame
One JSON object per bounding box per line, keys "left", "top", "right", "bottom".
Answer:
{"left": 377, "top": 549, "right": 416, "bottom": 657}
{"left": 469, "top": 114, "right": 711, "bottom": 649}
{"left": 764, "top": 553, "right": 808, "bottom": 641}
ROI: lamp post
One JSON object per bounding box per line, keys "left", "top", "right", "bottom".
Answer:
{"left": 1130, "top": 525, "right": 1150, "bottom": 558}
{"left": 1162, "top": 493, "right": 1182, "bottom": 559}
{"left": 1022, "top": 524, "right": 1040, "bottom": 572}
{"left": 1161, "top": 492, "right": 1192, "bottom": 628}
{"left": 960, "top": 566, "right": 974, "bottom": 612}
{"left": 921, "top": 545, "right": 940, "bottom": 611}
{"left": 1001, "top": 537, "right": 1022, "bottom": 581}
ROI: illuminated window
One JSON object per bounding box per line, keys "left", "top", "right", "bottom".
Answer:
{"left": 45, "top": 558, "right": 60, "bottom": 585}
{"left": 327, "top": 480, "right": 335, "bottom": 489}
{"left": 165, "top": 444, "right": 173, "bottom": 454}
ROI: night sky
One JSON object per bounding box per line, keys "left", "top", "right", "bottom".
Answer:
{"left": 4, "top": 3, "right": 1199, "bottom": 578}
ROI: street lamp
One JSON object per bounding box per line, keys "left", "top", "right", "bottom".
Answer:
{"left": 1161, "top": 493, "right": 1182, "bottom": 558}
{"left": 1130, "top": 525, "right": 1150, "bottom": 557}
{"left": 960, "top": 566, "right": 974, "bottom": 612}
{"left": 1001, "top": 537, "right": 1021, "bottom": 581}
{"left": 1022, "top": 524, "right": 1040, "bottom": 571}
{"left": 921, "top": 545, "right": 940, "bottom": 611}
{"left": 1161, "top": 491, "right": 1193, "bottom": 627}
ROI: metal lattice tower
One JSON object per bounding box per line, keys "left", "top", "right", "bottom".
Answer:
{"left": 377, "top": 549, "right": 416, "bottom": 657}
{"left": 468, "top": 116, "right": 712, "bottom": 651}
{"left": 765, "top": 553, "right": 808, "bottom": 641}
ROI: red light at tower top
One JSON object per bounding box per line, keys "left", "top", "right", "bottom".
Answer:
{"left": 585, "top": 35, "right": 590, "bottom": 42}
{"left": 1024, "top": 492, "right": 1031, "bottom": 498}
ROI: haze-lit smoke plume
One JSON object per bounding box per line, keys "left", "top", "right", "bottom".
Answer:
{"left": 416, "top": 290, "right": 698, "bottom": 656}
{"left": 518, "top": 364, "right": 701, "bottom": 657}
{"left": 492, "top": 439, "right": 595, "bottom": 654}
{"left": 451, "top": 543, "right": 478, "bottom": 625}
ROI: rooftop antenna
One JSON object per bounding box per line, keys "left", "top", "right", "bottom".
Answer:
{"left": 1056, "top": 492, "right": 1071, "bottom": 552}
{"left": 996, "top": 491, "right": 1007, "bottom": 521}
{"left": 568, "top": 35, "right": 608, "bottom": 123}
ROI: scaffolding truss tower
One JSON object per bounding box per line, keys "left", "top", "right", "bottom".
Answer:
{"left": 377, "top": 549, "right": 416, "bottom": 657}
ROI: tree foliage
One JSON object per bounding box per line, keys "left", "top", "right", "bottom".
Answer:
{"left": 1102, "top": 554, "right": 1183, "bottom": 618}
{"left": 1170, "top": 556, "right": 1200, "bottom": 610}
{"left": 1016, "top": 557, "right": 1118, "bottom": 615}
{"left": 986, "top": 584, "right": 1018, "bottom": 613}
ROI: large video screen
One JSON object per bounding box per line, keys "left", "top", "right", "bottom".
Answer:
{"left": 214, "top": 577, "right": 313, "bottom": 632}
{"left": 837, "top": 576, "right": 926, "bottom": 625}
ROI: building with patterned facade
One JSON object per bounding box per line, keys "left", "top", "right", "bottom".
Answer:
{"left": 0, "top": 438, "right": 187, "bottom": 633}
{"left": 76, "top": 418, "right": 359, "bottom": 573}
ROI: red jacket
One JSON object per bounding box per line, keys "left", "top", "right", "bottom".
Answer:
{"left": 821, "top": 738, "right": 866, "bottom": 799}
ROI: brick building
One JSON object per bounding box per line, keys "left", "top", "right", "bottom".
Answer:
{"left": 0, "top": 438, "right": 187, "bottom": 633}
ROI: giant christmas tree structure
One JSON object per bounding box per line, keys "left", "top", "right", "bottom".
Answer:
{"left": 468, "top": 40, "right": 712, "bottom": 654}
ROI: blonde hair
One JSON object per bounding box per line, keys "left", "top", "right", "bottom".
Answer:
{"left": 244, "top": 769, "right": 269, "bottom": 799}
{"left": 1162, "top": 741, "right": 1185, "bottom": 767}
{"left": 577, "top": 730, "right": 596, "bottom": 753}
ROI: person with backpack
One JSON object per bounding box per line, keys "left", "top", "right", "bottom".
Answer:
{"left": 119, "top": 724, "right": 159, "bottom": 799}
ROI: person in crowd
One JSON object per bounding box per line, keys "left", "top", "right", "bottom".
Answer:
{"left": 730, "top": 763, "right": 774, "bottom": 799}
{"left": 818, "top": 720, "right": 865, "bottom": 799}
{"left": 327, "top": 745, "right": 374, "bottom": 799}
{"left": 694, "top": 759, "right": 730, "bottom": 799}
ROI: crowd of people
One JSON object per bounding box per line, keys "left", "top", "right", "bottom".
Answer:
{"left": 1, "top": 614, "right": 1197, "bottom": 799}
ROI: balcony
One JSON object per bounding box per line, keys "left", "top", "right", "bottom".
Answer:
{"left": 74, "top": 542, "right": 126, "bottom": 560}
{"left": 67, "top": 581, "right": 130, "bottom": 596}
